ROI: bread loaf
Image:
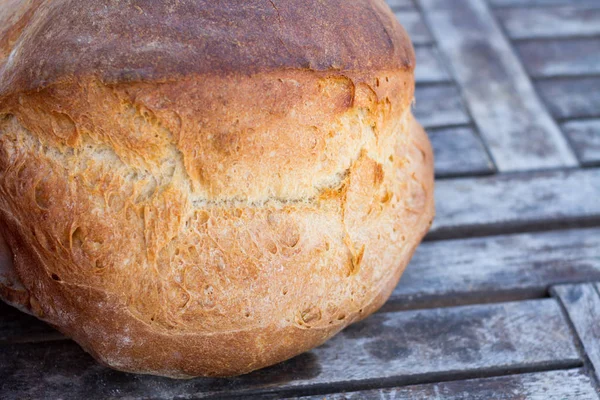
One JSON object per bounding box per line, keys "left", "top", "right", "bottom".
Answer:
{"left": 0, "top": 0, "right": 434, "bottom": 377}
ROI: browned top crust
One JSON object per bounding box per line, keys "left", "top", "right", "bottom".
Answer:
{"left": 0, "top": 0, "right": 414, "bottom": 95}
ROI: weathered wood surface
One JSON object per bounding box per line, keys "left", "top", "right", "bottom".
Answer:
{"left": 390, "top": 228, "right": 600, "bottom": 310}
{"left": 417, "top": 0, "right": 577, "bottom": 171}
{"left": 562, "top": 119, "right": 600, "bottom": 166}
{"left": 386, "top": 0, "right": 415, "bottom": 10}
{"left": 553, "top": 284, "right": 600, "bottom": 384}
{"left": 414, "top": 84, "right": 470, "bottom": 128}
{"left": 496, "top": 6, "right": 600, "bottom": 39}
{"left": 430, "top": 168, "right": 600, "bottom": 239}
{"left": 428, "top": 126, "right": 495, "bottom": 178}
{"left": 293, "top": 369, "right": 600, "bottom": 400}
{"left": 0, "top": 302, "right": 63, "bottom": 344}
{"left": 0, "top": 300, "right": 581, "bottom": 400}
{"left": 536, "top": 77, "right": 600, "bottom": 120}
{"left": 3, "top": 3, "right": 600, "bottom": 399}
{"left": 394, "top": 11, "right": 433, "bottom": 45}
{"left": 414, "top": 45, "right": 451, "bottom": 84}
{"left": 516, "top": 38, "right": 600, "bottom": 78}
{"left": 490, "top": 0, "right": 600, "bottom": 7}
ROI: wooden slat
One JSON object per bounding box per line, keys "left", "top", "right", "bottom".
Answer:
{"left": 553, "top": 284, "right": 600, "bottom": 383}
{"left": 490, "top": 0, "right": 600, "bottom": 8}
{"left": 414, "top": 84, "right": 470, "bottom": 128}
{"left": 386, "top": 0, "right": 415, "bottom": 10}
{"left": 562, "top": 119, "right": 600, "bottom": 166}
{"left": 536, "top": 77, "right": 600, "bottom": 120}
{"left": 0, "top": 302, "right": 62, "bottom": 344}
{"left": 390, "top": 228, "right": 600, "bottom": 310}
{"left": 516, "top": 38, "right": 600, "bottom": 78}
{"left": 395, "top": 11, "right": 433, "bottom": 45}
{"left": 294, "top": 369, "right": 600, "bottom": 400}
{"left": 417, "top": 0, "right": 577, "bottom": 171}
{"left": 430, "top": 168, "right": 600, "bottom": 239}
{"left": 496, "top": 6, "right": 600, "bottom": 39}
{"left": 428, "top": 126, "right": 495, "bottom": 178}
{"left": 415, "top": 45, "right": 451, "bottom": 83}
{"left": 0, "top": 300, "right": 581, "bottom": 399}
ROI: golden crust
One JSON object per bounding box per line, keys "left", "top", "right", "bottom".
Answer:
{"left": 0, "top": 101, "right": 433, "bottom": 376}
{"left": 5, "top": 70, "right": 415, "bottom": 202}
{"left": 0, "top": 0, "right": 434, "bottom": 378}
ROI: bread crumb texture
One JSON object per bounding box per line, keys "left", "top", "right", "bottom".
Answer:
{"left": 0, "top": 0, "right": 434, "bottom": 378}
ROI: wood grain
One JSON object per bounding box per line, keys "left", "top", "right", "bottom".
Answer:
{"left": 293, "top": 369, "right": 599, "bottom": 400}
{"left": 415, "top": 45, "right": 451, "bottom": 84}
{"left": 553, "top": 284, "right": 600, "bottom": 384}
{"left": 0, "top": 300, "right": 581, "bottom": 399}
{"left": 395, "top": 10, "right": 434, "bottom": 45}
{"left": 516, "top": 38, "right": 600, "bottom": 78}
{"left": 562, "top": 119, "right": 600, "bottom": 166}
{"left": 414, "top": 84, "right": 470, "bottom": 128}
{"left": 417, "top": 0, "right": 577, "bottom": 171}
{"left": 537, "top": 77, "right": 600, "bottom": 120}
{"left": 496, "top": 6, "right": 600, "bottom": 39}
{"left": 430, "top": 168, "right": 600, "bottom": 239}
{"left": 428, "top": 126, "right": 495, "bottom": 178}
{"left": 391, "top": 228, "right": 600, "bottom": 310}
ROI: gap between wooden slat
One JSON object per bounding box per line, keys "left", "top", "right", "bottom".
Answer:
{"left": 287, "top": 369, "right": 600, "bottom": 400}
{"left": 553, "top": 284, "right": 600, "bottom": 390}
{"left": 427, "top": 214, "right": 600, "bottom": 242}
{"left": 536, "top": 74, "right": 600, "bottom": 82}
{"left": 221, "top": 362, "right": 585, "bottom": 400}
{"left": 382, "top": 287, "right": 548, "bottom": 313}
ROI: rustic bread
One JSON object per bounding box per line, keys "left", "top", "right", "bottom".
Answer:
{"left": 0, "top": 0, "right": 434, "bottom": 377}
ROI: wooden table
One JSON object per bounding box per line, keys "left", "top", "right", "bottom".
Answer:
{"left": 2, "top": 0, "right": 600, "bottom": 398}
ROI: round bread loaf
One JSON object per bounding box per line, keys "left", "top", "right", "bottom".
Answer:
{"left": 0, "top": 0, "right": 434, "bottom": 377}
